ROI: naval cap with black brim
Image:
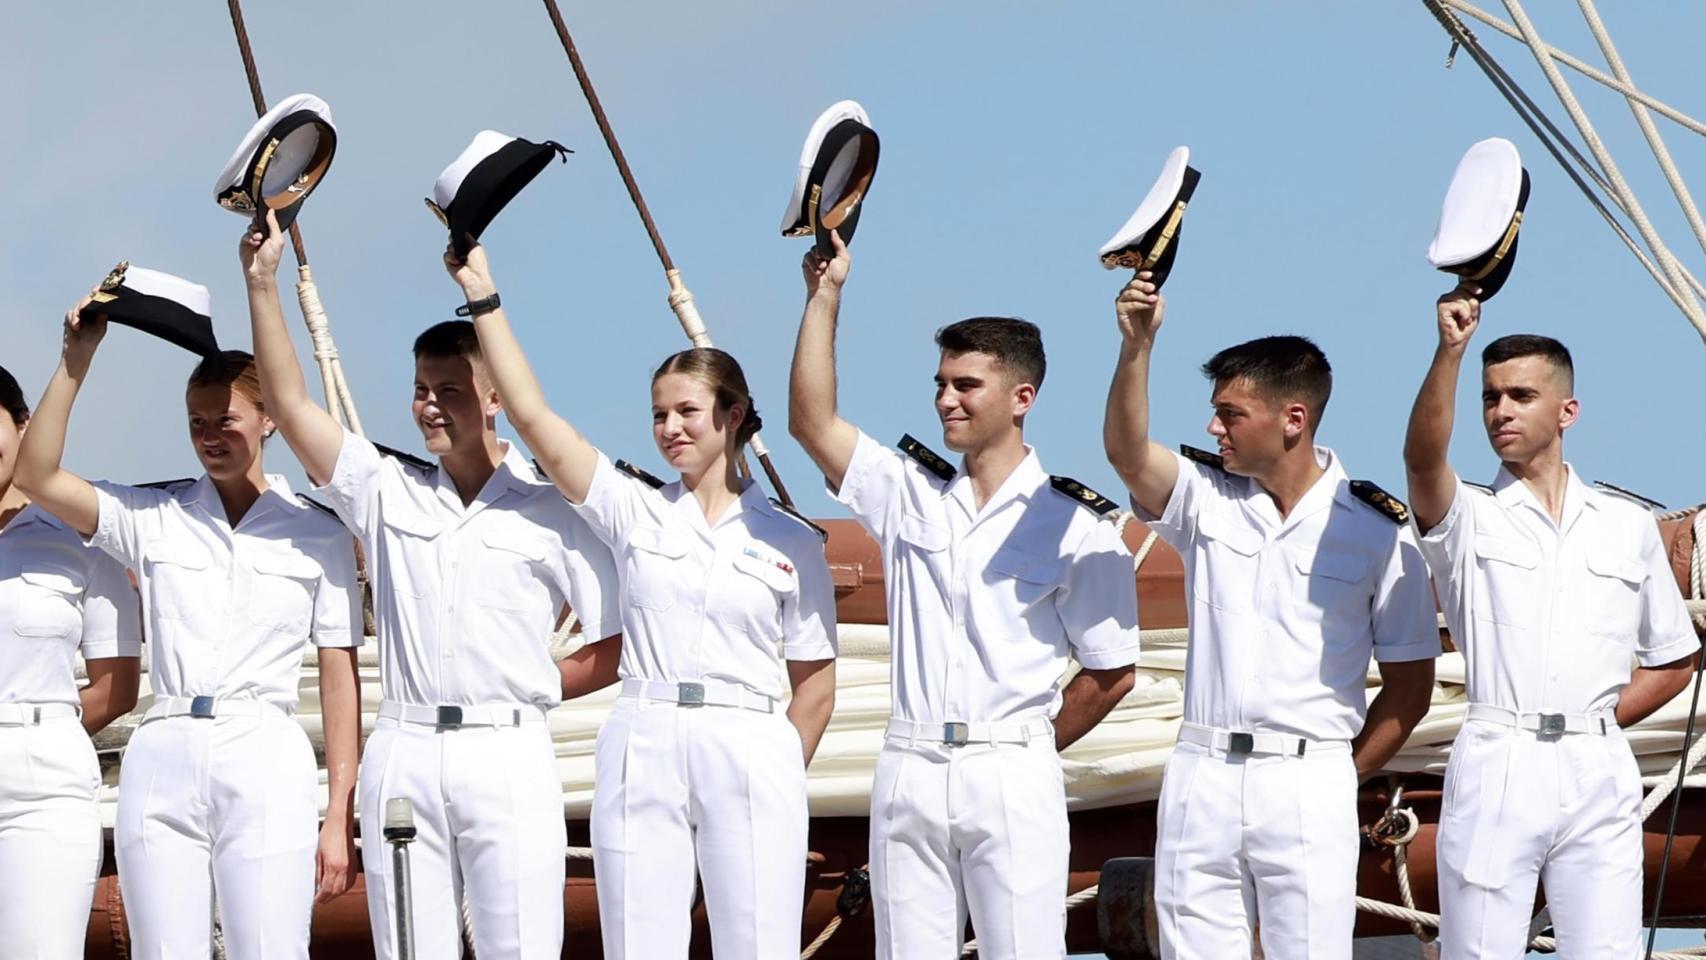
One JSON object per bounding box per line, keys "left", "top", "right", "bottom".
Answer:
{"left": 79, "top": 262, "right": 219, "bottom": 358}
{"left": 1428, "top": 137, "right": 1529, "bottom": 301}
{"left": 427, "top": 131, "right": 570, "bottom": 259}
{"left": 1098, "top": 145, "right": 1201, "bottom": 290}
{"left": 780, "top": 101, "right": 880, "bottom": 259}
{"left": 215, "top": 93, "right": 337, "bottom": 232}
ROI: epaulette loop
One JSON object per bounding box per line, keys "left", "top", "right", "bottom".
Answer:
{"left": 296, "top": 493, "right": 340, "bottom": 519}
{"left": 1349, "top": 480, "right": 1410, "bottom": 524}
{"left": 373, "top": 442, "right": 434, "bottom": 473}
{"left": 1050, "top": 475, "right": 1118, "bottom": 515}
{"left": 136, "top": 478, "right": 196, "bottom": 492}
{"left": 615, "top": 459, "right": 665, "bottom": 490}
{"left": 1593, "top": 480, "right": 1666, "bottom": 512}
{"left": 897, "top": 434, "right": 955, "bottom": 483}
{"left": 770, "top": 498, "right": 829, "bottom": 542}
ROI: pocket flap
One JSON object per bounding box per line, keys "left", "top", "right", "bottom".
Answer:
{"left": 1197, "top": 511, "right": 1262, "bottom": 556}
{"left": 252, "top": 552, "right": 321, "bottom": 580}
{"left": 898, "top": 514, "right": 950, "bottom": 553}
{"left": 732, "top": 551, "right": 797, "bottom": 592}
{"left": 1475, "top": 535, "right": 1540, "bottom": 569}
{"left": 381, "top": 509, "right": 442, "bottom": 540}
{"left": 1586, "top": 552, "right": 1644, "bottom": 585}
{"left": 144, "top": 541, "right": 211, "bottom": 570}
{"left": 989, "top": 546, "right": 1063, "bottom": 584}
{"left": 1292, "top": 548, "right": 1370, "bottom": 584}
{"left": 19, "top": 569, "right": 79, "bottom": 594}
{"left": 482, "top": 528, "right": 550, "bottom": 563}
{"left": 629, "top": 526, "right": 688, "bottom": 559}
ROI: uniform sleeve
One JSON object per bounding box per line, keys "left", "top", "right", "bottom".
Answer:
{"left": 310, "top": 529, "right": 361, "bottom": 650}
{"left": 78, "top": 548, "right": 141, "bottom": 660}
{"left": 86, "top": 481, "right": 171, "bottom": 570}
{"left": 312, "top": 427, "right": 385, "bottom": 541}
{"left": 1413, "top": 475, "right": 1473, "bottom": 584}
{"left": 779, "top": 532, "right": 838, "bottom": 662}
{"left": 1634, "top": 520, "right": 1700, "bottom": 667}
{"left": 829, "top": 431, "right": 907, "bottom": 543}
{"left": 557, "top": 504, "right": 623, "bottom": 643}
{"left": 575, "top": 452, "right": 646, "bottom": 550}
{"left": 1132, "top": 451, "right": 1216, "bottom": 553}
{"left": 1058, "top": 519, "right": 1142, "bottom": 670}
{"left": 1369, "top": 524, "right": 1442, "bottom": 663}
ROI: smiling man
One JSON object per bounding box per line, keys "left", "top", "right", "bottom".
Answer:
{"left": 1102, "top": 273, "right": 1439, "bottom": 960}
{"left": 1404, "top": 284, "right": 1699, "bottom": 959}
{"left": 788, "top": 233, "right": 1140, "bottom": 960}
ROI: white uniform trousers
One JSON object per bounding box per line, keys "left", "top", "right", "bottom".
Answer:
{"left": 1437, "top": 720, "right": 1644, "bottom": 959}
{"left": 1153, "top": 737, "right": 1359, "bottom": 960}
{"left": 359, "top": 714, "right": 565, "bottom": 960}
{"left": 868, "top": 737, "right": 1070, "bottom": 960}
{"left": 0, "top": 716, "right": 103, "bottom": 960}
{"left": 591, "top": 697, "right": 808, "bottom": 959}
{"left": 115, "top": 713, "right": 318, "bottom": 960}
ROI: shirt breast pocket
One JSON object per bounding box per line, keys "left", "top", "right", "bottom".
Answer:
{"left": 713, "top": 551, "right": 797, "bottom": 635}
{"left": 974, "top": 546, "right": 1064, "bottom": 640}
{"left": 1292, "top": 546, "right": 1373, "bottom": 643}
{"left": 14, "top": 569, "right": 82, "bottom": 639}
{"left": 143, "top": 542, "right": 213, "bottom": 621}
{"left": 478, "top": 528, "right": 555, "bottom": 613}
{"left": 1584, "top": 552, "right": 1644, "bottom": 638}
{"left": 1194, "top": 511, "right": 1262, "bottom": 611}
{"left": 249, "top": 552, "right": 321, "bottom": 636}
{"left": 379, "top": 509, "right": 444, "bottom": 599}
{"left": 626, "top": 526, "right": 689, "bottom": 612}
{"left": 1472, "top": 535, "right": 1541, "bottom": 626}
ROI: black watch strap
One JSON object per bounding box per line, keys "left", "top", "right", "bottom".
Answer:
{"left": 455, "top": 292, "right": 501, "bottom": 317}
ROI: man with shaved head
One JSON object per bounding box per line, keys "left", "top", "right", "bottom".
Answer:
{"left": 1405, "top": 283, "right": 1700, "bottom": 959}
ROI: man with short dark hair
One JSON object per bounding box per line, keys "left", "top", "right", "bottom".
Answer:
{"left": 1103, "top": 273, "right": 1439, "bottom": 960}
{"left": 1404, "top": 284, "right": 1698, "bottom": 959}
{"left": 240, "top": 211, "right": 622, "bottom": 960}
{"left": 789, "top": 234, "right": 1140, "bottom": 959}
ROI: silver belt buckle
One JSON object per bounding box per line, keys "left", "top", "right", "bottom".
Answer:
{"left": 678, "top": 682, "right": 706, "bottom": 706}
{"left": 1228, "top": 732, "right": 1255, "bottom": 755}
{"left": 1538, "top": 713, "right": 1567, "bottom": 736}
{"left": 190, "top": 696, "right": 217, "bottom": 719}
{"left": 943, "top": 722, "right": 970, "bottom": 746}
{"left": 435, "top": 705, "right": 464, "bottom": 728}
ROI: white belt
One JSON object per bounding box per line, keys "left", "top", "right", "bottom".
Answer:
{"left": 378, "top": 701, "right": 547, "bottom": 729}
{"left": 1178, "top": 722, "right": 1343, "bottom": 758}
{"left": 1466, "top": 703, "right": 1617, "bottom": 736}
{"left": 619, "top": 678, "right": 776, "bottom": 713}
{"left": 0, "top": 702, "right": 81, "bottom": 726}
{"left": 884, "top": 717, "right": 1053, "bottom": 746}
{"left": 144, "top": 696, "right": 289, "bottom": 721}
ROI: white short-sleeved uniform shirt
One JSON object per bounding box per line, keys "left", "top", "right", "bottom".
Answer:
{"left": 88, "top": 475, "right": 359, "bottom": 708}
{"left": 833, "top": 431, "right": 1141, "bottom": 725}
{"left": 1, "top": 505, "right": 142, "bottom": 705}
{"left": 575, "top": 453, "right": 836, "bottom": 700}
{"left": 1417, "top": 467, "right": 1698, "bottom": 714}
{"left": 315, "top": 430, "right": 621, "bottom": 708}
{"left": 1139, "top": 448, "right": 1439, "bottom": 742}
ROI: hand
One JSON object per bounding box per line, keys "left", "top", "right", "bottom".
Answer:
{"left": 1114, "top": 272, "right": 1164, "bottom": 342}
{"left": 62, "top": 294, "right": 108, "bottom": 369}
{"left": 1436, "top": 283, "right": 1481, "bottom": 351}
{"left": 240, "top": 209, "right": 287, "bottom": 287}
{"left": 314, "top": 816, "right": 356, "bottom": 904}
{"left": 444, "top": 238, "right": 497, "bottom": 301}
{"left": 801, "top": 230, "right": 851, "bottom": 299}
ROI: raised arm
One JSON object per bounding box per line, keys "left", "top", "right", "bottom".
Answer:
{"left": 241, "top": 210, "right": 346, "bottom": 487}
{"left": 1103, "top": 272, "right": 1178, "bottom": 518}
{"left": 787, "top": 231, "right": 861, "bottom": 492}
{"left": 14, "top": 302, "right": 105, "bottom": 537}
{"left": 446, "top": 242, "right": 600, "bottom": 504}
{"left": 1404, "top": 284, "right": 1479, "bottom": 533}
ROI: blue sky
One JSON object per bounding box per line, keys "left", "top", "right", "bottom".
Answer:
{"left": 6, "top": 2, "right": 1706, "bottom": 518}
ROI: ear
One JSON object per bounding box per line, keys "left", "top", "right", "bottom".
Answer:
{"left": 1282, "top": 402, "right": 1310, "bottom": 439}
{"left": 484, "top": 384, "right": 504, "bottom": 419}
{"left": 260, "top": 414, "right": 277, "bottom": 440}
{"left": 1011, "top": 382, "right": 1037, "bottom": 419}
{"left": 1559, "top": 395, "right": 1580, "bottom": 432}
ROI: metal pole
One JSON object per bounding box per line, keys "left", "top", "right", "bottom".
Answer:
{"left": 383, "top": 798, "right": 418, "bottom": 960}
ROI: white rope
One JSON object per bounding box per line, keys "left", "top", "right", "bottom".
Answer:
{"left": 1498, "top": 0, "right": 1706, "bottom": 343}
{"left": 798, "top": 915, "right": 845, "bottom": 960}
{"left": 295, "top": 265, "right": 364, "bottom": 436}
{"left": 956, "top": 885, "right": 1099, "bottom": 958}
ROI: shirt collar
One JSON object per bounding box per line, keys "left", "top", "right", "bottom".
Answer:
{"left": 434, "top": 438, "right": 535, "bottom": 507}
{"left": 946, "top": 445, "right": 1046, "bottom": 521}
{"left": 8, "top": 503, "right": 63, "bottom": 531}
{"left": 660, "top": 475, "right": 770, "bottom": 533}
{"left": 184, "top": 473, "right": 300, "bottom": 525}
{"left": 1491, "top": 462, "right": 1593, "bottom": 523}
{"left": 1243, "top": 446, "right": 1345, "bottom": 530}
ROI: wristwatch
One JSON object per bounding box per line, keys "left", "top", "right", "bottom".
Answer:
{"left": 455, "top": 292, "right": 501, "bottom": 317}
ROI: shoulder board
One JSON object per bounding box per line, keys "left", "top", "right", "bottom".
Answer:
{"left": 1180, "top": 445, "right": 1224, "bottom": 471}
{"left": 1593, "top": 480, "right": 1665, "bottom": 512}
{"left": 1349, "top": 480, "right": 1410, "bottom": 524}
{"left": 1462, "top": 479, "right": 1495, "bottom": 494}
{"left": 531, "top": 458, "right": 554, "bottom": 484}
{"left": 1050, "top": 475, "right": 1118, "bottom": 515}
{"left": 897, "top": 434, "right": 956, "bottom": 483}
{"left": 614, "top": 459, "right": 665, "bottom": 490}
{"left": 136, "top": 478, "right": 195, "bottom": 492}
{"left": 373, "top": 442, "right": 433, "bottom": 473}
{"left": 295, "top": 493, "right": 340, "bottom": 519}
{"left": 770, "top": 498, "right": 829, "bottom": 543}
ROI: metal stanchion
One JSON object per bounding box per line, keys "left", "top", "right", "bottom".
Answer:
{"left": 383, "top": 798, "right": 418, "bottom": 960}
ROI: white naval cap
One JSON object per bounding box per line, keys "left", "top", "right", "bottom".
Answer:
{"left": 427, "top": 131, "right": 570, "bottom": 258}
{"left": 1098, "top": 145, "right": 1201, "bottom": 289}
{"left": 214, "top": 93, "right": 337, "bottom": 231}
{"left": 81, "top": 262, "right": 219, "bottom": 358}
{"left": 779, "top": 100, "right": 880, "bottom": 258}
{"left": 1427, "top": 137, "right": 1529, "bottom": 299}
